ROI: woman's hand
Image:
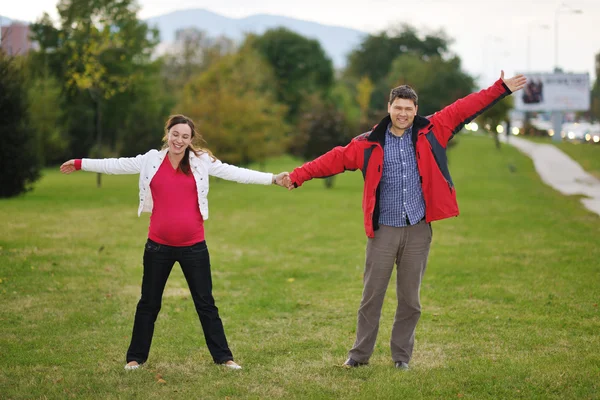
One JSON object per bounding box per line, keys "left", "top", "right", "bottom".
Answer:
{"left": 60, "top": 160, "right": 77, "bottom": 174}
{"left": 273, "top": 172, "right": 292, "bottom": 188}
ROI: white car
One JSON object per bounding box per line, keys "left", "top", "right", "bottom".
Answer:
{"left": 561, "top": 122, "right": 591, "bottom": 142}
{"left": 584, "top": 124, "right": 600, "bottom": 144}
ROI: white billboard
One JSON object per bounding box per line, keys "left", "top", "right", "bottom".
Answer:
{"left": 515, "top": 73, "right": 590, "bottom": 112}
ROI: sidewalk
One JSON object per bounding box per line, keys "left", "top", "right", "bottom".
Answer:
{"left": 501, "top": 135, "right": 600, "bottom": 217}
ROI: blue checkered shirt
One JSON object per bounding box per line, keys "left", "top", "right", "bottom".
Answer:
{"left": 378, "top": 125, "right": 426, "bottom": 227}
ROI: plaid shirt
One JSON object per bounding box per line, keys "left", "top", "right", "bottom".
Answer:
{"left": 378, "top": 125, "right": 426, "bottom": 227}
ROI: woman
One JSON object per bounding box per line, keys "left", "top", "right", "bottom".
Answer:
{"left": 60, "top": 114, "right": 289, "bottom": 370}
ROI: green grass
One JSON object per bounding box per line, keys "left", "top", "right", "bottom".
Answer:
{"left": 1, "top": 135, "right": 599, "bottom": 399}
{"left": 523, "top": 136, "right": 600, "bottom": 179}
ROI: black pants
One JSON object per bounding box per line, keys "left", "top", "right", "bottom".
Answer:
{"left": 126, "top": 239, "right": 234, "bottom": 364}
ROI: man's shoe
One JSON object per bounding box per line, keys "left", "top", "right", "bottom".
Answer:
{"left": 343, "top": 358, "right": 368, "bottom": 368}
{"left": 395, "top": 361, "right": 409, "bottom": 370}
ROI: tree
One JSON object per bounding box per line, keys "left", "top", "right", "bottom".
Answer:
{"left": 386, "top": 53, "right": 475, "bottom": 116}
{"left": 110, "top": 59, "right": 175, "bottom": 157}
{"left": 250, "top": 28, "right": 334, "bottom": 122}
{"left": 176, "top": 46, "right": 288, "bottom": 166}
{"left": 161, "top": 28, "right": 235, "bottom": 93}
{"left": 291, "top": 96, "right": 352, "bottom": 188}
{"left": 592, "top": 83, "right": 600, "bottom": 123}
{"left": 591, "top": 52, "right": 600, "bottom": 123}
{"left": 26, "top": 75, "right": 69, "bottom": 165}
{"left": 0, "top": 51, "right": 41, "bottom": 197}
{"left": 356, "top": 76, "right": 375, "bottom": 130}
{"left": 475, "top": 96, "right": 514, "bottom": 149}
{"left": 345, "top": 25, "right": 461, "bottom": 115}
{"left": 328, "top": 80, "right": 361, "bottom": 130}
{"left": 346, "top": 25, "right": 451, "bottom": 86}
{"left": 30, "top": 0, "right": 160, "bottom": 185}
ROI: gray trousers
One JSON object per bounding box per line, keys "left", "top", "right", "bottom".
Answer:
{"left": 348, "top": 221, "right": 432, "bottom": 364}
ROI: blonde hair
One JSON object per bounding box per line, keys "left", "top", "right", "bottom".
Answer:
{"left": 161, "top": 114, "right": 215, "bottom": 173}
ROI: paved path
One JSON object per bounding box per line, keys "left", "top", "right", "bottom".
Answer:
{"left": 501, "top": 135, "right": 600, "bottom": 217}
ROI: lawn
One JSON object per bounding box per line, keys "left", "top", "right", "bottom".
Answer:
{"left": 1, "top": 135, "right": 599, "bottom": 399}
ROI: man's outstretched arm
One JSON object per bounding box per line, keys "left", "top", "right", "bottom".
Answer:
{"left": 432, "top": 71, "right": 527, "bottom": 145}
{"left": 288, "top": 141, "right": 362, "bottom": 189}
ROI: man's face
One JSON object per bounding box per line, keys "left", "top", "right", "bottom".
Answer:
{"left": 388, "top": 98, "right": 418, "bottom": 133}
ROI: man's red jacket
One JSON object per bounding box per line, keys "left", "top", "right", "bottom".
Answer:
{"left": 289, "top": 79, "right": 512, "bottom": 238}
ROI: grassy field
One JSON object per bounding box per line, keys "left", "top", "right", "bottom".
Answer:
{"left": 1, "top": 135, "right": 599, "bottom": 399}
{"left": 522, "top": 136, "right": 600, "bottom": 179}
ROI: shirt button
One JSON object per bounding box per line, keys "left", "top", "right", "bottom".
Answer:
{"left": 403, "top": 189, "right": 407, "bottom": 192}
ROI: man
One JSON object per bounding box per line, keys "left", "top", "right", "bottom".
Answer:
{"left": 285, "top": 71, "right": 526, "bottom": 369}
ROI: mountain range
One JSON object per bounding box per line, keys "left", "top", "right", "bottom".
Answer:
{"left": 1, "top": 9, "right": 366, "bottom": 68}
{"left": 145, "top": 9, "right": 365, "bottom": 67}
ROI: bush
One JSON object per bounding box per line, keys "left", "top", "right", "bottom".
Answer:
{"left": 0, "top": 51, "right": 41, "bottom": 197}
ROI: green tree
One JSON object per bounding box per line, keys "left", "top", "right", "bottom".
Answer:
{"left": 109, "top": 59, "right": 175, "bottom": 157}
{"left": 177, "top": 46, "right": 288, "bottom": 166}
{"left": 29, "top": 0, "right": 160, "bottom": 184}
{"left": 26, "top": 75, "right": 69, "bottom": 165}
{"left": 356, "top": 76, "right": 375, "bottom": 130}
{"left": 385, "top": 53, "right": 475, "bottom": 116}
{"left": 345, "top": 25, "right": 465, "bottom": 116}
{"left": 290, "top": 96, "right": 352, "bottom": 188}
{"left": 161, "top": 28, "right": 235, "bottom": 94}
{"left": 476, "top": 96, "right": 514, "bottom": 149}
{"left": 0, "top": 52, "right": 41, "bottom": 197}
{"left": 329, "top": 80, "right": 361, "bottom": 129}
{"left": 346, "top": 25, "right": 451, "bottom": 86}
{"left": 591, "top": 52, "right": 600, "bottom": 123}
{"left": 250, "top": 28, "right": 334, "bottom": 122}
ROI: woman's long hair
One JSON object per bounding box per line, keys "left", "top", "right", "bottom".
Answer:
{"left": 161, "top": 114, "right": 215, "bottom": 174}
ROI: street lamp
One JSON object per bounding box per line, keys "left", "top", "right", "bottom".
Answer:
{"left": 482, "top": 35, "right": 502, "bottom": 84}
{"left": 552, "top": 3, "right": 583, "bottom": 143}
{"left": 527, "top": 22, "right": 550, "bottom": 72}
{"left": 554, "top": 3, "right": 583, "bottom": 71}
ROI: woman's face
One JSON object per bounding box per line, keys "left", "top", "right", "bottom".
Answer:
{"left": 167, "top": 123, "right": 193, "bottom": 156}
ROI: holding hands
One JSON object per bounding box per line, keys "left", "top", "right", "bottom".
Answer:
{"left": 273, "top": 172, "right": 295, "bottom": 190}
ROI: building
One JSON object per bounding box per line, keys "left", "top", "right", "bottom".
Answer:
{"left": 0, "top": 23, "right": 36, "bottom": 55}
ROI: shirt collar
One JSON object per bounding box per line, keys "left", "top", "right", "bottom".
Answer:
{"left": 386, "top": 123, "right": 412, "bottom": 138}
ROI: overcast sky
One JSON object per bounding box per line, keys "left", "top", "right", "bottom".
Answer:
{"left": 3, "top": 0, "right": 599, "bottom": 86}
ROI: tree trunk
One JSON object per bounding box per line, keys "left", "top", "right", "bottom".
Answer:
{"left": 95, "top": 94, "right": 102, "bottom": 188}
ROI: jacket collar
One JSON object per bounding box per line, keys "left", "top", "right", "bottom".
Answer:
{"left": 367, "top": 114, "right": 431, "bottom": 146}
{"left": 159, "top": 148, "right": 202, "bottom": 165}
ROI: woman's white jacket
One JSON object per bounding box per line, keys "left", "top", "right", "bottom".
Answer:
{"left": 81, "top": 149, "right": 274, "bottom": 220}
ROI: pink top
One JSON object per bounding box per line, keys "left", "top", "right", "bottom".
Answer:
{"left": 75, "top": 157, "right": 205, "bottom": 246}
{"left": 147, "top": 157, "right": 205, "bottom": 246}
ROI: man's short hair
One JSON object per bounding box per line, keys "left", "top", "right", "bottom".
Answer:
{"left": 389, "top": 85, "right": 418, "bottom": 106}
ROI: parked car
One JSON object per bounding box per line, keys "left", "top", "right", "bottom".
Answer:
{"left": 561, "top": 122, "right": 590, "bottom": 142}
{"left": 584, "top": 123, "right": 600, "bottom": 144}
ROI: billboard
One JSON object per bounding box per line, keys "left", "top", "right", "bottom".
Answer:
{"left": 514, "top": 73, "right": 590, "bottom": 112}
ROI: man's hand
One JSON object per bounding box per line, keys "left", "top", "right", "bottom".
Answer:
{"left": 273, "top": 172, "right": 292, "bottom": 188}
{"left": 283, "top": 175, "right": 295, "bottom": 190}
{"left": 500, "top": 70, "right": 527, "bottom": 93}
